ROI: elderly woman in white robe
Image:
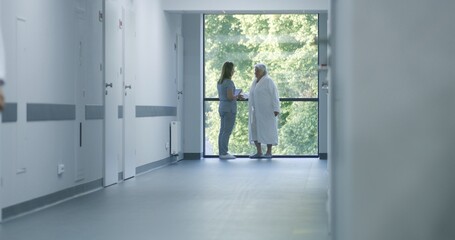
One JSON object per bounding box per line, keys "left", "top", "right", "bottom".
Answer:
{"left": 248, "top": 63, "right": 280, "bottom": 158}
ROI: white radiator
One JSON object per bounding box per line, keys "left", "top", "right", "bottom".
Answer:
{"left": 170, "top": 121, "right": 182, "bottom": 156}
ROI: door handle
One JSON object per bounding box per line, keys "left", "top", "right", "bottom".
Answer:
{"left": 322, "top": 81, "right": 329, "bottom": 93}
{"left": 125, "top": 85, "right": 132, "bottom": 89}
{"left": 321, "top": 81, "right": 328, "bottom": 89}
{"left": 105, "top": 83, "right": 113, "bottom": 88}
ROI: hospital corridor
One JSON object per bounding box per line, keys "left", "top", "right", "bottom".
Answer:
{"left": 0, "top": 1, "right": 454, "bottom": 240}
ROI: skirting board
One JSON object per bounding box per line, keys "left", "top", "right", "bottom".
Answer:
{"left": 319, "top": 153, "right": 328, "bottom": 160}
{"left": 136, "top": 156, "right": 176, "bottom": 175}
{"left": 183, "top": 153, "right": 201, "bottom": 160}
{"left": 1, "top": 179, "right": 103, "bottom": 222}
{"left": 1, "top": 155, "right": 194, "bottom": 221}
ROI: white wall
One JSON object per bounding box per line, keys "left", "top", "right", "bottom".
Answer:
{"left": 134, "top": 0, "right": 181, "bottom": 166}
{"left": 330, "top": 0, "right": 455, "bottom": 239}
{"left": 0, "top": 0, "right": 103, "bottom": 208}
{"left": 162, "top": 0, "right": 327, "bottom": 13}
{"left": 0, "top": 0, "right": 4, "bottom": 221}
{"left": 77, "top": 0, "right": 104, "bottom": 183}
{"left": 318, "top": 13, "right": 328, "bottom": 156}
{"left": 0, "top": 0, "right": 182, "bottom": 211}
{"left": 0, "top": 0, "right": 4, "bottom": 81}
{"left": 182, "top": 14, "right": 202, "bottom": 155}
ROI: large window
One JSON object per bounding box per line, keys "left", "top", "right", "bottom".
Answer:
{"left": 204, "top": 14, "right": 319, "bottom": 157}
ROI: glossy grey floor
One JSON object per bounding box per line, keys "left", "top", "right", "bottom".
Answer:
{"left": 0, "top": 158, "right": 329, "bottom": 240}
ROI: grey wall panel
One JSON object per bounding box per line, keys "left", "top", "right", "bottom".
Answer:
{"left": 136, "top": 106, "right": 176, "bottom": 118}
{"left": 2, "top": 102, "right": 17, "bottom": 123}
{"left": 85, "top": 105, "right": 104, "bottom": 120}
{"left": 27, "top": 103, "right": 76, "bottom": 122}
{"left": 118, "top": 105, "right": 123, "bottom": 119}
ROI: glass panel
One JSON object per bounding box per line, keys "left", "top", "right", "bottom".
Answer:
{"left": 205, "top": 101, "right": 318, "bottom": 156}
{"left": 204, "top": 14, "right": 319, "bottom": 99}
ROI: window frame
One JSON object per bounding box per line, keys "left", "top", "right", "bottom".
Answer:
{"left": 202, "top": 13, "right": 320, "bottom": 158}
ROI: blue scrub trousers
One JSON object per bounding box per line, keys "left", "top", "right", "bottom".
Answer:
{"left": 218, "top": 111, "right": 236, "bottom": 155}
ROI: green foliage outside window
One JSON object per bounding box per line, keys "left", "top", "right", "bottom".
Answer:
{"left": 204, "top": 14, "right": 319, "bottom": 156}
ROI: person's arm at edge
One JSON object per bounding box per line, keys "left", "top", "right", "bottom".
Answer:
{"left": 269, "top": 78, "right": 280, "bottom": 116}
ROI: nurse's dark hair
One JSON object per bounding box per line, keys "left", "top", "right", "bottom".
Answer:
{"left": 218, "top": 61, "right": 234, "bottom": 84}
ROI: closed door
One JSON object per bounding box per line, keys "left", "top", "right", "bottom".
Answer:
{"left": 104, "top": 0, "right": 122, "bottom": 187}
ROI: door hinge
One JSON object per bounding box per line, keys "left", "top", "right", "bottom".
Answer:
{"left": 99, "top": 11, "right": 104, "bottom": 22}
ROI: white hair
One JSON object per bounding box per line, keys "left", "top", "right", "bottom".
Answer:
{"left": 254, "top": 63, "right": 267, "bottom": 75}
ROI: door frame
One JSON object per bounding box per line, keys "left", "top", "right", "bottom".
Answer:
{"left": 121, "top": 7, "right": 136, "bottom": 180}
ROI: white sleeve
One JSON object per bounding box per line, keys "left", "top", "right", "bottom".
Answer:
{"left": 269, "top": 78, "right": 280, "bottom": 112}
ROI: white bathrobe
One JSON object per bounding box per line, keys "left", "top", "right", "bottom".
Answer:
{"left": 248, "top": 75, "right": 280, "bottom": 145}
